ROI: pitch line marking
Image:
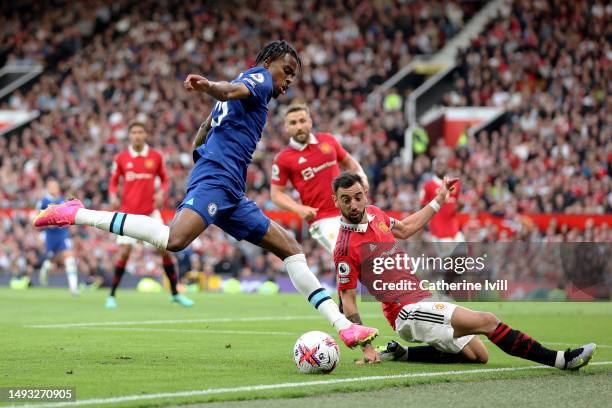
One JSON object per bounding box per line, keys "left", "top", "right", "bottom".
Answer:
{"left": 12, "top": 362, "right": 612, "bottom": 408}
{"left": 26, "top": 314, "right": 381, "bottom": 329}
{"left": 78, "top": 327, "right": 295, "bottom": 336}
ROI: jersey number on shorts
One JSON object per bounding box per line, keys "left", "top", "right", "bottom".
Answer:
{"left": 211, "top": 101, "right": 229, "bottom": 128}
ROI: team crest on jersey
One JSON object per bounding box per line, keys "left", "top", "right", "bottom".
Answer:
{"left": 337, "top": 262, "right": 350, "bottom": 277}
{"left": 320, "top": 142, "right": 332, "bottom": 154}
{"left": 208, "top": 203, "right": 218, "bottom": 217}
{"left": 145, "top": 159, "right": 154, "bottom": 169}
{"left": 250, "top": 73, "right": 265, "bottom": 83}
{"left": 432, "top": 303, "right": 446, "bottom": 311}
{"left": 377, "top": 221, "right": 390, "bottom": 233}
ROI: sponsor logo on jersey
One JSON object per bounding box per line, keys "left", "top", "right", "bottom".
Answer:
{"left": 300, "top": 160, "right": 337, "bottom": 181}
{"left": 337, "top": 262, "right": 350, "bottom": 277}
{"left": 250, "top": 73, "right": 265, "bottom": 83}
{"left": 320, "top": 142, "right": 332, "bottom": 154}
{"left": 125, "top": 172, "right": 154, "bottom": 181}
{"left": 208, "top": 202, "right": 218, "bottom": 217}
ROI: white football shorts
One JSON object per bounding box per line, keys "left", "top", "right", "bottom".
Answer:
{"left": 308, "top": 216, "right": 341, "bottom": 254}
{"left": 395, "top": 299, "right": 474, "bottom": 354}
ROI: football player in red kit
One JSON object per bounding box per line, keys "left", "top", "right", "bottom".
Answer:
{"left": 332, "top": 172, "right": 595, "bottom": 370}
{"left": 106, "top": 122, "right": 193, "bottom": 309}
{"left": 271, "top": 103, "right": 367, "bottom": 253}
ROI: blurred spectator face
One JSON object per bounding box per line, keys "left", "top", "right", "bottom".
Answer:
{"left": 46, "top": 179, "right": 60, "bottom": 196}
{"left": 128, "top": 124, "right": 147, "bottom": 150}
{"left": 284, "top": 107, "right": 312, "bottom": 144}
{"left": 433, "top": 158, "right": 447, "bottom": 178}
{"left": 264, "top": 54, "right": 298, "bottom": 98}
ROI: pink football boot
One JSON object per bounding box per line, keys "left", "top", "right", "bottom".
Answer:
{"left": 33, "top": 199, "right": 84, "bottom": 228}
{"left": 339, "top": 323, "right": 379, "bottom": 348}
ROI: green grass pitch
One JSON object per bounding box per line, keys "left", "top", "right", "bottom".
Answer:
{"left": 1, "top": 288, "right": 611, "bottom": 407}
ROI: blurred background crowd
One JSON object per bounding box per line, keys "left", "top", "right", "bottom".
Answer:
{"left": 0, "top": 0, "right": 609, "bottom": 284}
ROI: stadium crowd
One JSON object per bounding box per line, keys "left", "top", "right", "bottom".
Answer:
{"left": 440, "top": 0, "right": 611, "bottom": 215}
{"left": 0, "top": 0, "right": 608, "bottom": 283}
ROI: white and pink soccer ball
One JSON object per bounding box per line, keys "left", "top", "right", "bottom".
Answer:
{"left": 293, "top": 331, "right": 340, "bottom": 374}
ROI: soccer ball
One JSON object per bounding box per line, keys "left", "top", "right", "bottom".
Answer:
{"left": 293, "top": 331, "right": 340, "bottom": 374}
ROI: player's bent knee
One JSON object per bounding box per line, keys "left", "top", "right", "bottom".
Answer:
{"left": 480, "top": 312, "right": 500, "bottom": 332}
{"left": 166, "top": 235, "right": 189, "bottom": 252}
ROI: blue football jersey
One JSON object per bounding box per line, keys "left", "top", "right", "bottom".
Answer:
{"left": 193, "top": 66, "right": 273, "bottom": 194}
{"left": 39, "top": 195, "right": 70, "bottom": 241}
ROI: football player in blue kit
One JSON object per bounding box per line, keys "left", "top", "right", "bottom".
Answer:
{"left": 37, "top": 179, "right": 79, "bottom": 295}
{"left": 35, "top": 41, "right": 378, "bottom": 348}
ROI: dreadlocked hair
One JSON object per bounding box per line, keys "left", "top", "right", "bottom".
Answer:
{"left": 255, "top": 40, "right": 301, "bottom": 67}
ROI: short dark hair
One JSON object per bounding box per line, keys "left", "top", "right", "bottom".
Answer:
{"left": 255, "top": 40, "right": 301, "bottom": 67}
{"left": 128, "top": 121, "right": 146, "bottom": 132}
{"left": 285, "top": 103, "right": 309, "bottom": 117}
{"left": 332, "top": 172, "right": 364, "bottom": 193}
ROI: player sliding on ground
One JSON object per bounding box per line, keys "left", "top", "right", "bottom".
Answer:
{"left": 331, "top": 172, "right": 596, "bottom": 368}
{"left": 33, "top": 40, "right": 377, "bottom": 349}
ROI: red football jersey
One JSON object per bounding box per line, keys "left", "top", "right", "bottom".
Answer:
{"left": 333, "top": 205, "right": 430, "bottom": 330}
{"left": 271, "top": 133, "right": 347, "bottom": 224}
{"left": 109, "top": 144, "right": 168, "bottom": 215}
{"left": 420, "top": 176, "right": 461, "bottom": 238}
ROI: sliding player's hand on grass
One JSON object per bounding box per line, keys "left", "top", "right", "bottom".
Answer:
{"left": 355, "top": 343, "right": 381, "bottom": 365}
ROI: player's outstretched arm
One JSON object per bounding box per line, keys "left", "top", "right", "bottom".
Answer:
{"left": 339, "top": 288, "right": 380, "bottom": 363}
{"left": 184, "top": 74, "right": 251, "bottom": 101}
{"left": 392, "top": 177, "right": 458, "bottom": 240}
{"left": 270, "top": 184, "right": 318, "bottom": 221}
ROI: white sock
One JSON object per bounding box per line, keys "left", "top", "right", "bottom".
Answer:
{"left": 75, "top": 209, "right": 169, "bottom": 250}
{"left": 40, "top": 260, "right": 52, "bottom": 286}
{"left": 283, "top": 254, "right": 352, "bottom": 331}
{"left": 554, "top": 351, "right": 565, "bottom": 369}
{"left": 64, "top": 256, "right": 78, "bottom": 293}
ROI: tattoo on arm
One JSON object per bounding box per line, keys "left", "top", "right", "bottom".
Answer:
{"left": 347, "top": 313, "right": 363, "bottom": 325}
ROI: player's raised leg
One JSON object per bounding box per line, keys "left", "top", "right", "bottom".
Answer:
{"left": 34, "top": 203, "right": 206, "bottom": 253}
{"left": 451, "top": 306, "right": 596, "bottom": 370}
{"left": 259, "top": 220, "right": 378, "bottom": 348}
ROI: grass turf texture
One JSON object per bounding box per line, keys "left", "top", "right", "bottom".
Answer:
{"left": 0, "top": 288, "right": 610, "bottom": 407}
